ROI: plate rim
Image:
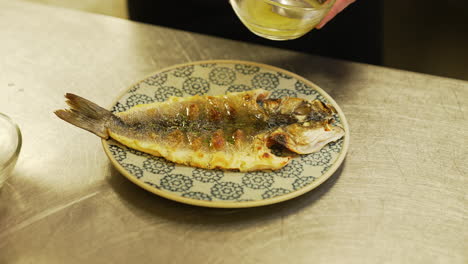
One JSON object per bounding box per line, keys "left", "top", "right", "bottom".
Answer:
{"left": 101, "top": 59, "right": 350, "bottom": 208}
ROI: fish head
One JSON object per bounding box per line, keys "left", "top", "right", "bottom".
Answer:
{"left": 268, "top": 122, "right": 344, "bottom": 154}
{"left": 263, "top": 97, "right": 336, "bottom": 122}
{"left": 290, "top": 99, "right": 337, "bottom": 123}
{"left": 265, "top": 98, "right": 343, "bottom": 154}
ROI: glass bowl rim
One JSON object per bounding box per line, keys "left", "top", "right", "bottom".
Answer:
{"left": 0, "top": 112, "right": 22, "bottom": 167}
{"left": 261, "top": 0, "right": 336, "bottom": 11}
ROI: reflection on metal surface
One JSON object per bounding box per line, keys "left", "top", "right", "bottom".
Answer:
{"left": 0, "top": 1, "right": 466, "bottom": 263}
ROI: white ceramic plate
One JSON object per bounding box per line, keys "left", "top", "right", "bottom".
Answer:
{"left": 102, "top": 60, "right": 349, "bottom": 208}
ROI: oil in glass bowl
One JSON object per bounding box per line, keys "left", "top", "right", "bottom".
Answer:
{"left": 230, "top": 0, "right": 335, "bottom": 40}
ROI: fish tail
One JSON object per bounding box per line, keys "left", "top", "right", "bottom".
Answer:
{"left": 54, "top": 93, "right": 112, "bottom": 139}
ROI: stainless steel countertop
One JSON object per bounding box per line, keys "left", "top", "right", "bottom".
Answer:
{"left": 1, "top": 1, "right": 467, "bottom": 263}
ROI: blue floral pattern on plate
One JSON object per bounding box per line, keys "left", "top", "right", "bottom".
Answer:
{"left": 270, "top": 88, "right": 298, "bottom": 99}
{"left": 154, "top": 86, "right": 183, "bottom": 102}
{"left": 172, "top": 65, "right": 194, "bottom": 78}
{"left": 182, "top": 191, "right": 212, "bottom": 201}
{"left": 209, "top": 67, "right": 236, "bottom": 86}
{"left": 182, "top": 77, "right": 210, "bottom": 95}
{"left": 226, "top": 84, "right": 252, "bottom": 93}
{"left": 103, "top": 61, "right": 348, "bottom": 207}
{"left": 111, "top": 102, "right": 127, "bottom": 113}
{"left": 235, "top": 64, "right": 260, "bottom": 75}
{"left": 160, "top": 174, "right": 193, "bottom": 192}
{"left": 251, "top": 72, "right": 280, "bottom": 90}
{"left": 126, "top": 94, "right": 154, "bottom": 108}
{"left": 142, "top": 157, "right": 175, "bottom": 174}
{"left": 144, "top": 73, "right": 168, "bottom": 86}
{"left": 211, "top": 182, "right": 244, "bottom": 200}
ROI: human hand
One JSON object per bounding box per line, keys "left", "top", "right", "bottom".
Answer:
{"left": 316, "top": 0, "right": 356, "bottom": 29}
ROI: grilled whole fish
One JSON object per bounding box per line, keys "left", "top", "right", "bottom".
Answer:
{"left": 55, "top": 89, "right": 344, "bottom": 171}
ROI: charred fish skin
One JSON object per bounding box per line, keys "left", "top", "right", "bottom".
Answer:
{"left": 54, "top": 89, "right": 344, "bottom": 171}
{"left": 106, "top": 90, "right": 292, "bottom": 171}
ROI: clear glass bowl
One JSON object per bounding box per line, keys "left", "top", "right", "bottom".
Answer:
{"left": 230, "top": 0, "right": 336, "bottom": 40}
{"left": 0, "top": 113, "right": 22, "bottom": 188}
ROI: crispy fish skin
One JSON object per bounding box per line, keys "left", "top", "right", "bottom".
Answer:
{"left": 55, "top": 89, "right": 344, "bottom": 171}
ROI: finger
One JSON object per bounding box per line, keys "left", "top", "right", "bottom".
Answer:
{"left": 316, "top": 0, "right": 356, "bottom": 29}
